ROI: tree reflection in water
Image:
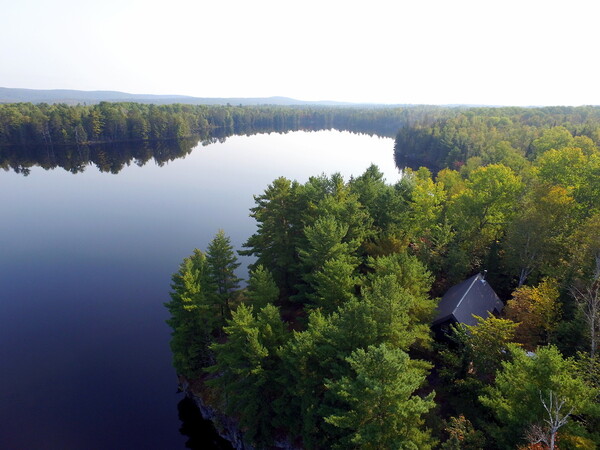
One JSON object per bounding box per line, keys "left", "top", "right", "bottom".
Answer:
{"left": 177, "top": 396, "right": 232, "bottom": 450}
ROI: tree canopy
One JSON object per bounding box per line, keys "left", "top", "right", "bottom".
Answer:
{"left": 164, "top": 105, "right": 600, "bottom": 448}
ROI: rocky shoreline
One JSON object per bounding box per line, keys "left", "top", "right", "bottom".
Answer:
{"left": 180, "top": 378, "right": 300, "bottom": 450}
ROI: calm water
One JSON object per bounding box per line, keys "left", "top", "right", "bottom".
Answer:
{"left": 0, "top": 130, "right": 399, "bottom": 449}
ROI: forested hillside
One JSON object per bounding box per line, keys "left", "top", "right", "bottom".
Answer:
{"left": 166, "top": 106, "right": 600, "bottom": 448}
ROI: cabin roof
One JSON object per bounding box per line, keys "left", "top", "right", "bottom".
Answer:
{"left": 432, "top": 273, "right": 504, "bottom": 327}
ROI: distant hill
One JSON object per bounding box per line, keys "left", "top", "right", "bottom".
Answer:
{"left": 0, "top": 87, "right": 354, "bottom": 106}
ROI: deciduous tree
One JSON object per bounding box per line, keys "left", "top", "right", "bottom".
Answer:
{"left": 480, "top": 345, "right": 597, "bottom": 449}
{"left": 505, "top": 278, "right": 562, "bottom": 348}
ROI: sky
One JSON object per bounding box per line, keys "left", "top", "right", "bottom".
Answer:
{"left": 1, "top": 0, "right": 599, "bottom": 106}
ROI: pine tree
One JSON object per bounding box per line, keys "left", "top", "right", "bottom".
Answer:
{"left": 206, "top": 230, "right": 241, "bottom": 322}
{"left": 325, "top": 343, "right": 435, "bottom": 449}
{"left": 246, "top": 264, "right": 279, "bottom": 309}
{"left": 296, "top": 215, "right": 360, "bottom": 305}
{"left": 307, "top": 256, "right": 360, "bottom": 313}
{"left": 363, "top": 274, "right": 432, "bottom": 350}
{"left": 240, "top": 177, "right": 303, "bottom": 297}
{"left": 207, "top": 304, "right": 289, "bottom": 447}
{"left": 164, "top": 249, "right": 214, "bottom": 377}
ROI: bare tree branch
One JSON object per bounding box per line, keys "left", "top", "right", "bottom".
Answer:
{"left": 570, "top": 258, "right": 600, "bottom": 360}
{"left": 526, "top": 390, "right": 574, "bottom": 450}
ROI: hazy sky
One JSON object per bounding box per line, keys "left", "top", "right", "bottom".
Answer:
{"left": 1, "top": 0, "right": 599, "bottom": 105}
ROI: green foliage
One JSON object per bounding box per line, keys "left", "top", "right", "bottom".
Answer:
{"left": 394, "top": 110, "right": 600, "bottom": 170}
{"left": 246, "top": 264, "right": 279, "bottom": 309}
{"left": 349, "top": 164, "right": 389, "bottom": 227}
{"left": 206, "top": 229, "right": 241, "bottom": 323}
{"left": 448, "top": 164, "right": 524, "bottom": 264}
{"left": 503, "top": 184, "right": 577, "bottom": 285}
{"left": 274, "top": 297, "right": 384, "bottom": 448}
{"left": 308, "top": 175, "right": 374, "bottom": 246}
{"left": 569, "top": 213, "right": 600, "bottom": 280}
{"left": 530, "top": 126, "right": 576, "bottom": 157}
{"left": 160, "top": 133, "right": 600, "bottom": 447}
{"left": 361, "top": 275, "right": 427, "bottom": 350}
{"left": 367, "top": 251, "right": 433, "bottom": 299}
{"left": 366, "top": 252, "right": 436, "bottom": 348}
{"left": 463, "top": 315, "right": 519, "bottom": 381}
{"left": 440, "top": 415, "right": 485, "bottom": 450}
{"left": 480, "top": 344, "right": 599, "bottom": 449}
{"left": 300, "top": 215, "right": 359, "bottom": 271}
{"left": 207, "top": 304, "right": 289, "bottom": 447}
{"left": 241, "top": 177, "right": 303, "bottom": 297}
{"left": 164, "top": 249, "right": 215, "bottom": 377}
{"left": 481, "top": 140, "right": 528, "bottom": 172}
{"left": 325, "top": 343, "right": 435, "bottom": 449}
{"left": 272, "top": 270, "right": 437, "bottom": 448}
{"left": 274, "top": 311, "right": 340, "bottom": 447}
{"left": 307, "top": 256, "right": 360, "bottom": 313}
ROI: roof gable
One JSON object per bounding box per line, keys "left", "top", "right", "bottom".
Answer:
{"left": 433, "top": 273, "right": 504, "bottom": 327}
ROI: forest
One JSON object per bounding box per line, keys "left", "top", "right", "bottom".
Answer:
{"left": 6, "top": 99, "right": 599, "bottom": 448}
{"left": 3, "top": 102, "right": 600, "bottom": 180}
{"left": 165, "top": 107, "right": 600, "bottom": 449}
{"left": 0, "top": 102, "right": 451, "bottom": 174}
{"left": 0, "top": 102, "right": 446, "bottom": 147}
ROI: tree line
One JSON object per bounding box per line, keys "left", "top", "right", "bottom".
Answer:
{"left": 0, "top": 102, "right": 453, "bottom": 147}
{"left": 165, "top": 110, "right": 600, "bottom": 449}
{"left": 394, "top": 105, "right": 600, "bottom": 170}
{"left": 9, "top": 101, "right": 600, "bottom": 180}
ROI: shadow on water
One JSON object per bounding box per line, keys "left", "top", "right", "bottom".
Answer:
{"left": 394, "top": 153, "right": 440, "bottom": 174}
{"left": 178, "top": 397, "right": 233, "bottom": 450}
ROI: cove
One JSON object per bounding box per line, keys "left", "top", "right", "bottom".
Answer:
{"left": 0, "top": 130, "right": 399, "bottom": 449}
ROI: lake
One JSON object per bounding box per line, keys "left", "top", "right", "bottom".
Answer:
{"left": 0, "top": 130, "right": 399, "bottom": 449}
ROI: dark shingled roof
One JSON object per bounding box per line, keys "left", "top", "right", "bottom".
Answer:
{"left": 432, "top": 273, "right": 504, "bottom": 327}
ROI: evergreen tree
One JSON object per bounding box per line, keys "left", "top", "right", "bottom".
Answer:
{"left": 299, "top": 215, "right": 359, "bottom": 270}
{"left": 164, "top": 249, "right": 214, "bottom": 377}
{"left": 307, "top": 256, "right": 360, "bottom": 313}
{"left": 296, "top": 215, "right": 360, "bottom": 305}
{"left": 274, "top": 311, "right": 331, "bottom": 447}
{"left": 207, "top": 304, "right": 289, "bottom": 447}
{"left": 241, "top": 177, "right": 303, "bottom": 297}
{"left": 206, "top": 230, "right": 241, "bottom": 322}
{"left": 274, "top": 300, "right": 380, "bottom": 448}
{"left": 325, "top": 343, "right": 435, "bottom": 449}
{"left": 246, "top": 264, "right": 279, "bottom": 309}
{"left": 349, "top": 163, "right": 389, "bottom": 230}
{"left": 363, "top": 274, "right": 432, "bottom": 350}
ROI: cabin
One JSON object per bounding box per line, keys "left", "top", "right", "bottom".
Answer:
{"left": 432, "top": 272, "right": 504, "bottom": 335}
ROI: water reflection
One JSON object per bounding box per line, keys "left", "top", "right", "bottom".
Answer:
{"left": 1, "top": 123, "right": 398, "bottom": 176}
{"left": 394, "top": 154, "right": 440, "bottom": 173}
{"left": 0, "top": 137, "right": 201, "bottom": 175}
{"left": 0, "top": 129, "right": 400, "bottom": 449}
{"left": 177, "top": 397, "right": 232, "bottom": 450}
